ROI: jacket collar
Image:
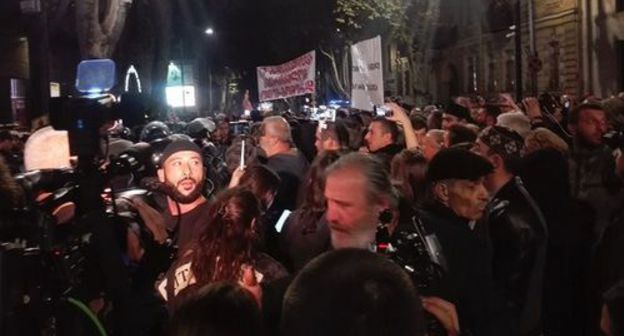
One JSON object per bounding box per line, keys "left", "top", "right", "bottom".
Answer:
{"left": 424, "top": 201, "right": 472, "bottom": 230}
{"left": 371, "top": 143, "right": 403, "bottom": 155}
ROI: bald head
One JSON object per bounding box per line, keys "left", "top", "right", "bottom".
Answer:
{"left": 422, "top": 129, "right": 446, "bottom": 162}
{"left": 260, "top": 116, "right": 293, "bottom": 156}
{"left": 262, "top": 116, "right": 292, "bottom": 143}
{"left": 24, "top": 126, "right": 71, "bottom": 171}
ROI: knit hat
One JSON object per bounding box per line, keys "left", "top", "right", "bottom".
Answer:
{"left": 160, "top": 139, "right": 202, "bottom": 165}
{"left": 478, "top": 126, "right": 524, "bottom": 159}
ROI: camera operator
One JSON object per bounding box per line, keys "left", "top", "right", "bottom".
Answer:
{"left": 322, "top": 152, "right": 460, "bottom": 335}
{"left": 562, "top": 103, "right": 624, "bottom": 336}
{"left": 565, "top": 103, "right": 624, "bottom": 239}
{"left": 4, "top": 125, "right": 161, "bottom": 336}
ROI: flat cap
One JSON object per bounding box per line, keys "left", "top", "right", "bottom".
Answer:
{"left": 426, "top": 148, "right": 493, "bottom": 183}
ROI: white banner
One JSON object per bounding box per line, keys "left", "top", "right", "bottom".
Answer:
{"left": 257, "top": 51, "right": 316, "bottom": 102}
{"left": 351, "top": 36, "right": 384, "bottom": 111}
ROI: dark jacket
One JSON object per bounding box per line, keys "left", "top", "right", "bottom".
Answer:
{"left": 485, "top": 176, "right": 548, "bottom": 335}
{"left": 421, "top": 202, "right": 510, "bottom": 336}
{"left": 263, "top": 150, "right": 309, "bottom": 261}
{"left": 266, "top": 149, "right": 309, "bottom": 211}
{"left": 569, "top": 143, "right": 624, "bottom": 238}
{"left": 280, "top": 209, "right": 331, "bottom": 272}
{"left": 370, "top": 143, "right": 403, "bottom": 169}
{"left": 521, "top": 149, "right": 592, "bottom": 336}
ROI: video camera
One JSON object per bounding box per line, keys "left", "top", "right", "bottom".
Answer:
{"left": 604, "top": 129, "right": 624, "bottom": 150}
{"left": 1, "top": 60, "right": 158, "bottom": 335}
{"left": 374, "top": 210, "right": 448, "bottom": 336}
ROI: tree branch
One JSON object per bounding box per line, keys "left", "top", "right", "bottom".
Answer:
{"left": 319, "top": 46, "right": 349, "bottom": 98}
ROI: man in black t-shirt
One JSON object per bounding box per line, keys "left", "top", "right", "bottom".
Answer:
{"left": 130, "top": 139, "right": 210, "bottom": 261}
{"left": 156, "top": 139, "right": 210, "bottom": 250}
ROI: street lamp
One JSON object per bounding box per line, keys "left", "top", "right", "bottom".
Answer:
{"left": 205, "top": 27, "right": 214, "bottom": 35}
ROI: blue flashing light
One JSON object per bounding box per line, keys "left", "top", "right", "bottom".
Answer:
{"left": 75, "top": 59, "right": 116, "bottom": 94}
{"left": 328, "top": 99, "right": 351, "bottom": 107}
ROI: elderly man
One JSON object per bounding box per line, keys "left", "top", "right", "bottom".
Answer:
{"left": 422, "top": 129, "right": 446, "bottom": 162}
{"left": 260, "top": 116, "right": 309, "bottom": 208}
{"left": 421, "top": 148, "right": 511, "bottom": 335}
{"left": 258, "top": 116, "right": 309, "bottom": 259}
{"left": 324, "top": 153, "right": 398, "bottom": 249}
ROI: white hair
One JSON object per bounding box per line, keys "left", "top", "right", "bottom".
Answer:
{"left": 496, "top": 111, "right": 531, "bottom": 138}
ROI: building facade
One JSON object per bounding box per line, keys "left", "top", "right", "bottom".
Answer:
{"left": 385, "top": 0, "right": 624, "bottom": 104}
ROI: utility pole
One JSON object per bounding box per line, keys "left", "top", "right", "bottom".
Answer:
{"left": 514, "top": 0, "right": 523, "bottom": 101}
{"left": 21, "top": 0, "right": 50, "bottom": 124}
{"left": 527, "top": 0, "right": 539, "bottom": 96}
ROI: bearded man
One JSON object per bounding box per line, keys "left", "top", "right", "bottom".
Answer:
{"left": 128, "top": 138, "right": 210, "bottom": 263}
{"left": 155, "top": 139, "right": 209, "bottom": 251}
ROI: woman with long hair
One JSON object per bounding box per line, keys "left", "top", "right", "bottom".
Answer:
{"left": 157, "top": 187, "right": 287, "bottom": 309}
{"left": 237, "top": 164, "right": 280, "bottom": 212}
{"left": 390, "top": 149, "right": 428, "bottom": 206}
{"left": 229, "top": 164, "right": 282, "bottom": 258}
{"left": 280, "top": 150, "right": 344, "bottom": 271}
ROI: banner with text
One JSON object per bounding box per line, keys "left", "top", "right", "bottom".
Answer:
{"left": 257, "top": 51, "right": 316, "bottom": 102}
{"left": 351, "top": 36, "right": 384, "bottom": 111}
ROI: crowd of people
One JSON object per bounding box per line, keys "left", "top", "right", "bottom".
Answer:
{"left": 1, "top": 91, "right": 624, "bottom": 336}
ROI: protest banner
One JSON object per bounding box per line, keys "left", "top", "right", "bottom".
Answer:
{"left": 351, "top": 36, "right": 384, "bottom": 111}
{"left": 257, "top": 51, "right": 316, "bottom": 102}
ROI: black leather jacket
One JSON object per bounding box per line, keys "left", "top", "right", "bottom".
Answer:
{"left": 485, "top": 176, "right": 548, "bottom": 335}
{"left": 370, "top": 143, "right": 403, "bottom": 168}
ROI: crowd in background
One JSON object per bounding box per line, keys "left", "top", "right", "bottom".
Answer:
{"left": 1, "top": 90, "right": 624, "bottom": 336}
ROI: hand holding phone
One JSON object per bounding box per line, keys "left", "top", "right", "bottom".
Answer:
{"left": 375, "top": 106, "right": 392, "bottom": 117}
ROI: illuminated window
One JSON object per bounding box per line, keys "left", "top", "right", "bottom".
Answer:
{"left": 166, "top": 86, "right": 196, "bottom": 107}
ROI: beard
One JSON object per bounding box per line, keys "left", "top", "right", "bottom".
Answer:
{"left": 163, "top": 177, "right": 205, "bottom": 204}
{"left": 329, "top": 225, "right": 376, "bottom": 250}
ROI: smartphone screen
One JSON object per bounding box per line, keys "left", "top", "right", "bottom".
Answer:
{"left": 375, "top": 106, "right": 386, "bottom": 117}
{"left": 275, "top": 209, "right": 292, "bottom": 233}
{"left": 239, "top": 139, "right": 246, "bottom": 169}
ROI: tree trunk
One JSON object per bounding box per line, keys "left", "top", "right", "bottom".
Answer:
{"left": 320, "top": 46, "right": 350, "bottom": 99}
{"left": 75, "top": 0, "right": 131, "bottom": 58}
{"left": 149, "top": 0, "right": 173, "bottom": 115}
{"left": 48, "top": 0, "right": 72, "bottom": 33}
